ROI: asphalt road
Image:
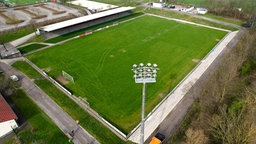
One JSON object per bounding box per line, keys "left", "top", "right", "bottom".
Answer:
{"left": 0, "top": 62, "right": 99, "bottom": 144}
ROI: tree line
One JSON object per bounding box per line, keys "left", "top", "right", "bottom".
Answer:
{"left": 169, "top": 25, "right": 256, "bottom": 144}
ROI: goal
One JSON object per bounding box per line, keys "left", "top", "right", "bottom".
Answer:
{"left": 62, "top": 71, "right": 74, "bottom": 83}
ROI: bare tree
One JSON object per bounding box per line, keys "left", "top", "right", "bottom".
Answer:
{"left": 209, "top": 104, "right": 256, "bottom": 144}
{"left": 184, "top": 128, "right": 208, "bottom": 144}
{"left": 29, "top": 19, "right": 37, "bottom": 35}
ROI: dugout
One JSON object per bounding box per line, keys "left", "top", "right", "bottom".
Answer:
{"left": 38, "top": 7, "right": 134, "bottom": 39}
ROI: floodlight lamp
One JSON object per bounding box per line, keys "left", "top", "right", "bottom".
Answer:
{"left": 153, "top": 64, "right": 157, "bottom": 67}
{"left": 147, "top": 73, "right": 151, "bottom": 77}
{"left": 133, "top": 64, "right": 137, "bottom": 68}
{"left": 147, "top": 63, "right": 152, "bottom": 66}
{"left": 139, "top": 63, "right": 144, "bottom": 67}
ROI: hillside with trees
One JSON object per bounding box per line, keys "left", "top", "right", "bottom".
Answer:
{"left": 168, "top": 1, "right": 256, "bottom": 143}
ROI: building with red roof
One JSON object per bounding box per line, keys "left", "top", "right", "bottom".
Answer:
{"left": 0, "top": 94, "right": 18, "bottom": 137}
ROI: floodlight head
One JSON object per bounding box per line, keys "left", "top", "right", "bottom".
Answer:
{"left": 132, "top": 62, "right": 159, "bottom": 83}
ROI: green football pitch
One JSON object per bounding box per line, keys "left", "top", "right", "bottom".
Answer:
{"left": 27, "top": 15, "right": 227, "bottom": 133}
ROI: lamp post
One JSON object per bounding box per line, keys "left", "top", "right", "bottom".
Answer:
{"left": 132, "top": 63, "right": 159, "bottom": 144}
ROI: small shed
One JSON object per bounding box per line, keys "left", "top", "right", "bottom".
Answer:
{"left": 152, "top": 2, "right": 164, "bottom": 8}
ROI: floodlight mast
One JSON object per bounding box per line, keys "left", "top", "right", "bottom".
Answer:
{"left": 132, "top": 63, "right": 159, "bottom": 144}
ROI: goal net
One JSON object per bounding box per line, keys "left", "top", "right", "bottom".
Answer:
{"left": 62, "top": 71, "right": 74, "bottom": 83}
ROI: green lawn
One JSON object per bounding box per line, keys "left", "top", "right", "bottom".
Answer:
{"left": 173, "top": 0, "right": 203, "bottom": 6}
{"left": 0, "top": 28, "right": 34, "bottom": 43}
{"left": 26, "top": 15, "right": 227, "bottom": 133}
{"left": 7, "top": 0, "right": 41, "bottom": 5}
{"left": 18, "top": 43, "right": 47, "bottom": 54}
{"left": 203, "top": 13, "right": 244, "bottom": 25}
{"left": 145, "top": 8, "right": 237, "bottom": 31}
{"left": 5, "top": 90, "right": 70, "bottom": 144}
{"left": 12, "top": 61, "right": 129, "bottom": 144}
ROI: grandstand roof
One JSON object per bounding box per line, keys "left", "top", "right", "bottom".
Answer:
{"left": 0, "top": 95, "right": 17, "bottom": 123}
{"left": 39, "top": 7, "right": 135, "bottom": 32}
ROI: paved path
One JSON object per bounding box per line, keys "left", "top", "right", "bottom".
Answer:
{"left": 128, "top": 31, "right": 239, "bottom": 143}
{"left": 0, "top": 61, "right": 99, "bottom": 144}
{"left": 144, "top": 5, "right": 242, "bottom": 30}
{"left": 10, "top": 33, "right": 37, "bottom": 47}
{"left": 156, "top": 29, "right": 244, "bottom": 142}
{"left": 193, "top": 14, "right": 242, "bottom": 29}
{"left": 147, "top": 13, "right": 231, "bottom": 32}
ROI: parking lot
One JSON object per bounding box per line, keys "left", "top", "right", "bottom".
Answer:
{"left": 0, "top": 2, "right": 82, "bottom": 33}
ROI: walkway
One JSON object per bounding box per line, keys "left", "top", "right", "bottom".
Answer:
{"left": 128, "top": 31, "right": 239, "bottom": 143}
{"left": 0, "top": 61, "right": 99, "bottom": 144}
{"left": 156, "top": 29, "right": 244, "bottom": 142}
{"left": 10, "top": 33, "right": 37, "bottom": 47}
{"left": 147, "top": 13, "right": 231, "bottom": 32}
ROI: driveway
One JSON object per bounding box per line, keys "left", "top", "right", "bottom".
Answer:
{"left": 0, "top": 61, "right": 99, "bottom": 144}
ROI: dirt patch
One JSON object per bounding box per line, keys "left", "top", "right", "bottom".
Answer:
{"left": 42, "top": 67, "right": 51, "bottom": 72}
{"left": 109, "top": 54, "right": 115, "bottom": 58}
{"left": 119, "top": 49, "right": 126, "bottom": 53}
{"left": 158, "top": 93, "right": 165, "bottom": 98}
{"left": 0, "top": 13, "right": 24, "bottom": 24}
{"left": 56, "top": 75, "right": 69, "bottom": 85}
{"left": 192, "top": 59, "right": 200, "bottom": 63}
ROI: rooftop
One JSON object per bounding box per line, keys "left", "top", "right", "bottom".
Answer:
{"left": 39, "top": 7, "right": 135, "bottom": 32}
{"left": 0, "top": 95, "right": 17, "bottom": 123}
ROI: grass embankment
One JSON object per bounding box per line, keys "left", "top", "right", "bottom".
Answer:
{"left": 5, "top": 90, "right": 70, "bottom": 144}
{"left": 204, "top": 13, "right": 243, "bottom": 25}
{"left": 172, "top": 0, "right": 203, "bottom": 6}
{"left": 18, "top": 43, "right": 47, "bottom": 54}
{"left": 145, "top": 8, "right": 238, "bottom": 31}
{"left": 0, "top": 28, "right": 34, "bottom": 43}
{"left": 27, "top": 15, "right": 227, "bottom": 133}
{"left": 7, "top": 0, "right": 37, "bottom": 5}
{"left": 12, "top": 61, "right": 128, "bottom": 144}
{"left": 45, "top": 12, "right": 144, "bottom": 43}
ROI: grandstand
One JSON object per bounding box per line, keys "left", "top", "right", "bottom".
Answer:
{"left": 38, "top": 7, "right": 134, "bottom": 39}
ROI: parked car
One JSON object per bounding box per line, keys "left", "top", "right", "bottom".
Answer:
{"left": 10, "top": 75, "right": 19, "bottom": 82}
{"left": 149, "top": 133, "right": 165, "bottom": 144}
{"left": 167, "top": 4, "right": 175, "bottom": 9}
